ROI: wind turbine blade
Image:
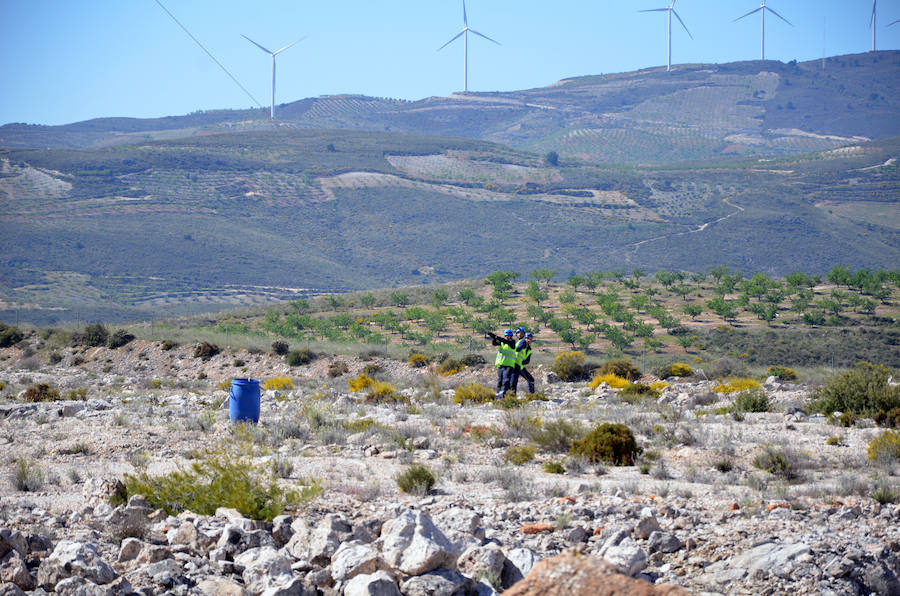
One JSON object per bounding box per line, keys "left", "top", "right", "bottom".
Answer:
{"left": 639, "top": 8, "right": 669, "bottom": 13}
{"left": 469, "top": 29, "right": 501, "bottom": 45}
{"left": 733, "top": 7, "right": 762, "bottom": 22}
{"left": 242, "top": 34, "right": 273, "bottom": 55}
{"left": 871, "top": 0, "right": 877, "bottom": 28}
{"left": 463, "top": 0, "right": 468, "bottom": 27}
{"left": 890, "top": 18, "right": 900, "bottom": 26}
{"left": 673, "top": 10, "right": 693, "bottom": 39}
{"left": 765, "top": 6, "right": 793, "bottom": 26}
{"left": 274, "top": 35, "right": 306, "bottom": 55}
{"left": 437, "top": 29, "right": 465, "bottom": 51}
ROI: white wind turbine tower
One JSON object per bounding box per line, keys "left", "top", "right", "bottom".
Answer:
{"left": 871, "top": 1, "right": 879, "bottom": 51}
{"left": 640, "top": 0, "right": 693, "bottom": 72}
{"left": 437, "top": 0, "right": 500, "bottom": 93}
{"left": 734, "top": 1, "right": 792, "bottom": 61}
{"left": 242, "top": 34, "right": 305, "bottom": 119}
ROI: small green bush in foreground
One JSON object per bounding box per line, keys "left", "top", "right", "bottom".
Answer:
{"left": 396, "top": 464, "right": 436, "bottom": 495}
{"left": 552, "top": 351, "right": 586, "bottom": 381}
{"left": 569, "top": 423, "right": 639, "bottom": 465}
{"left": 733, "top": 387, "right": 770, "bottom": 413}
{"left": 116, "top": 449, "right": 320, "bottom": 521}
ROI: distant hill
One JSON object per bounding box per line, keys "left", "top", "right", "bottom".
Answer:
{"left": 3, "top": 52, "right": 899, "bottom": 165}
{"left": 1, "top": 53, "right": 898, "bottom": 324}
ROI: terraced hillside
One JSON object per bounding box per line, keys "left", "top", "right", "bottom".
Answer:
{"left": 2, "top": 52, "right": 899, "bottom": 165}
{"left": 0, "top": 125, "right": 898, "bottom": 323}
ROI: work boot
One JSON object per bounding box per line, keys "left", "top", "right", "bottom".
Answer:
{"left": 528, "top": 383, "right": 536, "bottom": 393}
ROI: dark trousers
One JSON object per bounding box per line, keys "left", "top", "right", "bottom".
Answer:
{"left": 496, "top": 366, "right": 514, "bottom": 396}
{"left": 511, "top": 366, "right": 535, "bottom": 393}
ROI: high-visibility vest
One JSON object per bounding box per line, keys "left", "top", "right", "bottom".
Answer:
{"left": 495, "top": 340, "right": 516, "bottom": 367}
{"left": 519, "top": 343, "right": 532, "bottom": 367}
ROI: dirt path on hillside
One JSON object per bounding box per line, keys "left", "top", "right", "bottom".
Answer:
{"left": 624, "top": 197, "right": 745, "bottom": 260}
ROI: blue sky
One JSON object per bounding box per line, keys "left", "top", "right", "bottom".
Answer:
{"left": 2, "top": 0, "right": 899, "bottom": 126}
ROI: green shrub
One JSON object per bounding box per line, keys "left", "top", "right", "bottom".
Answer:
{"left": 872, "top": 485, "right": 899, "bottom": 504}
{"left": 23, "top": 383, "right": 60, "bottom": 402}
{"left": 272, "top": 341, "right": 289, "bottom": 356}
{"left": 495, "top": 391, "right": 548, "bottom": 410}
{"left": 0, "top": 324, "right": 24, "bottom": 348}
{"left": 11, "top": 458, "right": 45, "bottom": 492}
{"left": 287, "top": 348, "right": 316, "bottom": 367}
{"left": 826, "top": 435, "right": 845, "bottom": 446}
{"left": 48, "top": 352, "right": 63, "bottom": 365}
{"left": 161, "top": 340, "right": 178, "bottom": 351}
{"left": 436, "top": 359, "right": 465, "bottom": 376}
{"left": 366, "top": 381, "right": 407, "bottom": 405}
{"left": 598, "top": 359, "right": 642, "bottom": 381}
{"left": 396, "top": 464, "right": 436, "bottom": 495}
{"left": 453, "top": 384, "right": 496, "bottom": 404}
{"left": 117, "top": 449, "right": 320, "bottom": 521}
{"left": 107, "top": 329, "right": 135, "bottom": 349}
{"left": 808, "top": 362, "right": 900, "bottom": 418}
{"left": 752, "top": 444, "right": 804, "bottom": 481}
{"left": 328, "top": 361, "right": 349, "bottom": 377}
{"left": 503, "top": 445, "right": 537, "bottom": 465}
{"left": 362, "top": 363, "right": 384, "bottom": 376}
{"left": 874, "top": 408, "right": 900, "bottom": 428}
{"left": 82, "top": 323, "right": 109, "bottom": 347}
{"left": 408, "top": 353, "right": 429, "bottom": 368}
{"left": 194, "top": 342, "right": 220, "bottom": 361}
{"left": 656, "top": 362, "right": 692, "bottom": 378}
{"left": 552, "top": 351, "right": 586, "bottom": 381}
{"left": 529, "top": 419, "right": 587, "bottom": 453}
{"left": 460, "top": 353, "right": 487, "bottom": 367}
{"left": 620, "top": 382, "right": 661, "bottom": 403}
{"left": 767, "top": 366, "right": 797, "bottom": 381}
{"left": 733, "top": 387, "right": 770, "bottom": 413}
{"left": 867, "top": 430, "right": 900, "bottom": 463}
{"left": 542, "top": 461, "right": 565, "bottom": 474}
{"left": 569, "top": 423, "right": 640, "bottom": 465}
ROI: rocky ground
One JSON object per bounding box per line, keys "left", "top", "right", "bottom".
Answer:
{"left": 1, "top": 340, "right": 899, "bottom": 595}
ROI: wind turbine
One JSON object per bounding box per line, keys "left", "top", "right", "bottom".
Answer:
{"left": 242, "top": 34, "right": 305, "bottom": 119}
{"left": 639, "top": 1, "right": 693, "bottom": 72}
{"left": 437, "top": 0, "right": 500, "bottom": 93}
{"left": 871, "top": 1, "right": 878, "bottom": 51}
{"left": 734, "top": 1, "right": 792, "bottom": 61}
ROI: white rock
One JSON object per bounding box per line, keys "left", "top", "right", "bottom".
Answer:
{"left": 234, "top": 546, "right": 293, "bottom": 595}
{"left": 379, "top": 509, "right": 457, "bottom": 575}
{"left": 343, "top": 570, "right": 401, "bottom": 596}
{"left": 603, "top": 539, "right": 648, "bottom": 577}
{"left": 331, "top": 540, "right": 386, "bottom": 581}
{"left": 37, "top": 541, "right": 118, "bottom": 589}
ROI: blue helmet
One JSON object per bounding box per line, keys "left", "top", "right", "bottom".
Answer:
{"left": 504, "top": 329, "right": 514, "bottom": 336}
{"left": 525, "top": 332, "right": 534, "bottom": 339}
{"left": 515, "top": 327, "right": 526, "bottom": 334}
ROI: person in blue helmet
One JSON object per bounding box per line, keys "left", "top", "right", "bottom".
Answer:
{"left": 512, "top": 329, "right": 536, "bottom": 394}
{"left": 486, "top": 328, "right": 517, "bottom": 399}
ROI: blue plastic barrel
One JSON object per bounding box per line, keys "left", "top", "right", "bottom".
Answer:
{"left": 229, "top": 378, "right": 260, "bottom": 424}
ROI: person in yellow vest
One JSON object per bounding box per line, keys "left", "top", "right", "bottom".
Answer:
{"left": 486, "top": 328, "right": 517, "bottom": 399}
{"left": 512, "top": 329, "right": 536, "bottom": 394}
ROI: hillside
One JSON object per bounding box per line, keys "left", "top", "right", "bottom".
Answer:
{"left": 1, "top": 127, "right": 899, "bottom": 323}
{"left": 1, "top": 53, "right": 899, "bottom": 323}
{"left": 2, "top": 52, "right": 899, "bottom": 165}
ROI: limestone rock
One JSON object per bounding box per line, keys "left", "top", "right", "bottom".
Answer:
{"left": 37, "top": 541, "right": 118, "bottom": 589}
{"left": 196, "top": 577, "right": 249, "bottom": 596}
{"left": 456, "top": 544, "right": 506, "bottom": 582}
{"left": 379, "top": 509, "right": 457, "bottom": 576}
{"left": 633, "top": 508, "right": 660, "bottom": 540}
{"left": 503, "top": 550, "right": 689, "bottom": 595}
{"left": 646, "top": 531, "right": 682, "bottom": 554}
{"left": 217, "top": 524, "right": 276, "bottom": 560}
{"left": 501, "top": 548, "right": 538, "bottom": 588}
{"left": 234, "top": 546, "right": 293, "bottom": 594}
{"left": 331, "top": 540, "right": 386, "bottom": 582}
{"left": 0, "top": 551, "right": 35, "bottom": 591}
{"left": 400, "top": 568, "right": 475, "bottom": 596}
{"left": 343, "top": 570, "right": 401, "bottom": 596}
{"left": 603, "top": 539, "right": 648, "bottom": 577}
